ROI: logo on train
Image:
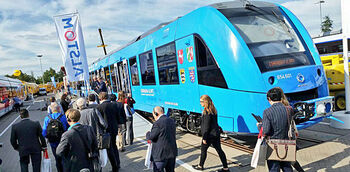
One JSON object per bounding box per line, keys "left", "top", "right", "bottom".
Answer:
{"left": 186, "top": 46, "right": 193, "bottom": 62}
{"left": 178, "top": 49, "right": 184, "bottom": 64}
{"left": 188, "top": 67, "right": 195, "bottom": 83}
{"left": 297, "top": 73, "right": 305, "bottom": 83}
{"left": 180, "top": 69, "right": 185, "bottom": 84}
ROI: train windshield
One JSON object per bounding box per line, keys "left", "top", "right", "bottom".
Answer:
{"left": 219, "top": 6, "right": 315, "bottom": 72}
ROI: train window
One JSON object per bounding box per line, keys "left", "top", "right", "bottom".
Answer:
{"left": 220, "top": 7, "right": 315, "bottom": 72}
{"left": 139, "top": 51, "right": 156, "bottom": 85}
{"left": 156, "top": 42, "right": 179, "bottom": 85}
{"left": 195, "top": 36, "right": 228, "bottom": 89}
{"left": 129, "top": 57, "right": 140, "bottom": 86}
{"left": 316, "top": 39, "right": 350, "bottom": 55}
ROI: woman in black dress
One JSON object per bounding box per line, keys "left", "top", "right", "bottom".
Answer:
{"left": 192, "top": 95, "right": 229, "bottom": 172}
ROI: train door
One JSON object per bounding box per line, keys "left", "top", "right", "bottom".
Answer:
{"left": 116, "top": 59, "right": 131, "bottom": 93}
{"left": 109, "top": 64, "right": 118, "bottom": 93}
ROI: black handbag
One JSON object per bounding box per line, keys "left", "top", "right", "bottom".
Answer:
{"left": 97, "top": 132, "right": 111, "bottom": 149}
{"left": 92, "top": 108, "right": 111, "bottom": 149}
{"left": 73, "top": 128, "right": 101, "bottom": 172}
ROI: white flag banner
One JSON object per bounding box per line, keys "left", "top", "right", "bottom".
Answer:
{"left": 54, "top": 13, "right": 89, "bottom": 82}
{"left": 342, "top": 0, "right": 350, "bottom": 37}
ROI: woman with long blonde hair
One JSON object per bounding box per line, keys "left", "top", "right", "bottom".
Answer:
{"left": 192, "top": 95, "right": 229, "bottom": 172}
{"left": 117, "top": 91, "right": 125, "bottom": 103}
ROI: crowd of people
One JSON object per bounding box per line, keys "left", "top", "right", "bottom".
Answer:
{"left": 9, "top": 85, "right": 301, "bottom": 172}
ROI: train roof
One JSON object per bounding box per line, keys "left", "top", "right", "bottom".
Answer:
{"left": 313, "top": 31, "right": 350, "bottom": 44}
{"left": 89, "top": 0, "right": 276, "bottom": 68}
{"left": 0, "top": 75, "right": 23, "bottom": 87}
{"left": 91, "top": 17, "right": 180, "bottom": 65}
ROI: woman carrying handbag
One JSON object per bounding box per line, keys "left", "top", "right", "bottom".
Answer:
{"left": 257, "top": 88, "right": 294, "bottom": 172}
{"left": 192, "top": 95, "right": 229, "bottom": 172}
{"left": 277, "top": 88, "right": 304, "bottom": 172}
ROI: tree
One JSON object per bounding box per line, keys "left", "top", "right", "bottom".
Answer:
{"left": 321, "top": 15, "right": 333, "bottom": 33}
{"left": 6, "top": 71, "right": 37, "bottom": 83}
{"left": 42, "top": 68, "right": 64, "bottom": 83}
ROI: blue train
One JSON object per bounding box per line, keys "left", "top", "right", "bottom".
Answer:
{"left": 89, "top": 1, "right": 333, "bottom": 135}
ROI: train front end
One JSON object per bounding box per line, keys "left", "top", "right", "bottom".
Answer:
{"left": 212, "top": 1, "right": 333, "bottom": 132}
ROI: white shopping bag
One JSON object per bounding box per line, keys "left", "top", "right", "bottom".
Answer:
{"left": 251, "top": 128, "right": 263, "bottom": 168}
{"left": 251, "top": 138, "right": 263, "bottom": 168}
{"left": 41, "top": 150, "right": 52, "bottom": 172}
{"left": 99, "top": 149, "right": 108, "bottom": 167}
{"left": 144, "top": 141, "right": 153, "bottom": 169}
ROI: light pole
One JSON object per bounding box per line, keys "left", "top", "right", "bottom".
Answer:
{"left": 316, "top": 0, "right": 325, "bottom": 32}
{"left": 37, "top": 54, "right": 44, "bottom": 85}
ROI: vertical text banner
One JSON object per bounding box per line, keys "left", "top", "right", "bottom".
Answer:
{"left": 54, "top": 13, "right": 89, "bottom": 83}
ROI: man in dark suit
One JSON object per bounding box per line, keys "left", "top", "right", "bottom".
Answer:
{"left": 56, "top": 109, "right": 98, "bottom": 171}
{"left": 97, "top": 77, "right": 107, "bottom": 93}
{"left": 110, "top": 93, "right": 127, "bottom": 151}
{"left": 96, "top": 92, "right": 121, "bottom": 171}
{"left": 88, "top": 94, "right": 99, "bottom": 108}
{"left": 10, "top": 109, "right": 47, "bottom": 172}
{"left": 91, "top": 76, "right": 99, "bottom": 93}
{"left": 146, "top": 106, "right": 178, "bottom": 172}
{"left": 260, "top": 87, "right": 293, "bottom": 172}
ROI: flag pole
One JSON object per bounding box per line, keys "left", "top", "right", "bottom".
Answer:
{"left": 331, "top": 0, "right": 350, "bottom": 129}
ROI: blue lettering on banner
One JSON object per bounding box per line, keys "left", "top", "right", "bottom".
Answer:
{"left": 62, "top": 18, "right": 73, "bottom": 29}
{"left": 62, "top": 17, "right": 83, "bottom": 78}
{"left": 73, "top": 67, "right": 83, "bottom": 77}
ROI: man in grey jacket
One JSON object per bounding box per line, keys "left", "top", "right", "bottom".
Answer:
{"left": 57, "top": 109, "right": 98, "bottom": 171}
{"left": 77, "top": 97, "right": 107, "bottom": 136}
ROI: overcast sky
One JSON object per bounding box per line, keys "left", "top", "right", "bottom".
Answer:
{"left": 0, "top": 0, "right": 341, "bottom": 77}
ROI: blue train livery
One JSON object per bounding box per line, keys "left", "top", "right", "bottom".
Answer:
{"left": 89, "top": 1, "right": 333, "bottom": 135}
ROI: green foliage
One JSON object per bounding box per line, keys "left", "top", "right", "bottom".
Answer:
{"left": 42, "top": 68, "right": 64, "bottom": 83}
{"left": 321, "top": 15, "right": 333, "bottom": 33}
{"left": 6, "top": 71, "right": 36, "bottom": 83}
{"left": 6, "top": 68, "right": 64, "bottom": 84}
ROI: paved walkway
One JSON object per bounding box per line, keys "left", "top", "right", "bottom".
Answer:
{"left": 1, "top": 93, "right": 350, "bottom": 171}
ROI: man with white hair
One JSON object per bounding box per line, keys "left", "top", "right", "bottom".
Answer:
{"left": 47, "top": 97, "right": 63, "bottom": 114}
{"left": 76, "top": 98, "right": 107, "bottom": 146}
{"left": 42, "top": 102, "right": 68, "bottom": 172}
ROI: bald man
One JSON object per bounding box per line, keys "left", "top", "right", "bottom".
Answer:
{"left": 146, "top": 106, "right": 178, "bottom": 172}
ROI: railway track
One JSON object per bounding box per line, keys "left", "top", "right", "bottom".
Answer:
{"left": 138, "top": 112, "right": 331, "bottom": 154}
{"left": 139, "top": 112, "right": 254, "bottom": 154}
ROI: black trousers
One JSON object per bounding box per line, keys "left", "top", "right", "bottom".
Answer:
{"left": 107, "top": 133, "right": 120, "bottom": 172}
{"left": 14, "top": 103, "right": 20, "bottom": 112}
{"left": 50, "top": 144, "right": 63, "bottom": 172}
{"left": 199, "top": 137, "right": 228, "bottom": 168}
{"left": 153, "top": 158, "right": 176, "bottom": 172}
{"left": 19, "top": 152, "right": 41, "bottom": 172}
{"left": 267, "top": 160, "right": 293, "bottom": 172}
{"left": 126, "top": 117, "right": 134, "bottom": 145}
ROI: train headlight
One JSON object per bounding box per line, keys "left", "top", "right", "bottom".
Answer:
{"left": 317, "top": 68, "right": 322, "bottom": 76}
{"left": 316, "top": 103, "right": 326, "bottom": 115}
{"left": 268, "top": 76, "right": 275, "bottom": 85}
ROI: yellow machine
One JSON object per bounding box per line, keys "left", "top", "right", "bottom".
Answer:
{"left": 321, "top": 54, "right": 349, "bottom": 110}
{"left": 21, "top": 81, "right": 39, "bottom": 96}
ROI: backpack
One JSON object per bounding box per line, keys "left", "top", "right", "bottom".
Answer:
{"left": 46, "top": 113, "right": 65, "bottom": 142}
